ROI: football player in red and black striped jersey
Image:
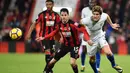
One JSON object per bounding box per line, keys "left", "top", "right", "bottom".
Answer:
{"left": 36, "top": 8, "right": 93, "bottom": 73}
{"left": 34, "top": 0, "right": 60, "bottom": 73}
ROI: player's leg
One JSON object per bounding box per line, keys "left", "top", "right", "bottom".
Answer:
{"left": 80, "top": 45, "right": 87, "bottom": 72}
{"left": 87, "top": 43, "right": 98, "bottom": 73}
{"left": 70, "top": 58, "right": 78, "bottom": 73}
{"left": 96, "top": 51, "right": 101, "bottom": 73}
{"left": 70, "top": 46, "right": 79, "bottom": 73}
{"left": 99, "top": 36, "right": 123, "bottom": 73}
{"left": 102, "top": 45, "right": 123, "bottom": 73}
{"left": 46, "top": 44, "right": 70, "bottom": 73}
{"left": 43, "top": 40, "right": 54, "bottom": 73}
{"left": 89, "top": 56, "right": 98, "bottom": 73}
{"left": 45, "top": 58, "right": 57, "bottom": 73}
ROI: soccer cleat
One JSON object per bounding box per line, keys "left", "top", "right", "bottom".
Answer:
{"left": 80, "top": 66, "right": 85, "bottom": 72}
{"left": 113, "top": 65, "right": 123, "bottom": 73}
{"left": 97, "top": 68, "right": 101, "bottom": 73}
{"left": 98, "top": 69, "right": 101, "bottom": 73}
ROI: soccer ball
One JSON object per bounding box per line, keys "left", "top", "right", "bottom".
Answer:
{"left": 9, "top": 28, "right": 22, "bottom": 40}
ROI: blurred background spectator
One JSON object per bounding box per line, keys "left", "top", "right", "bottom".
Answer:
{"left": 0, "top": 0, "right": 33, "bottom": 41}
{"left": 0, "top": 0, "right": 129, "bottom": 54}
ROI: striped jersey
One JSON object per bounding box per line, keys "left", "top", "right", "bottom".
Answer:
{"left": 36, "top": 10, "right": 60, "bottom": 40}
{"left": 44, "top": 20, "right": 90, "bottom": 47}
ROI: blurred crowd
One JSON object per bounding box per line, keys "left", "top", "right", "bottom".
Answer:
{"left": 79, "top": 0, "right": 130, "bottom": 49}
{"left": 99, "top": 0, "right": 130, "bottom": 43}
{"left": 0, "top": 0, "right": 33, "bottom": 41}
{"left": 0, "top": 0, "right": 130, "bottom": 46}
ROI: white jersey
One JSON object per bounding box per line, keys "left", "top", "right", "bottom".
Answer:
{"left": 81, "top": 7, "right": 92, "bottom": 18}
{"left": 81, "top": 13, "right": 108, "bottom": 56}
{"left": 80, "top": 7, "right": 92, "bottom": 45}
{"left": 81, "top": 7, "right": 92, "bottom": 35}
{"left": 81, "top": 13, "right": 108, "bottom": 38}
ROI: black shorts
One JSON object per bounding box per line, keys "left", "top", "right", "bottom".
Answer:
{"left": 42, "top": 39, "right": 55, "bottom": 50}
{"left": 54, "top": 44, "right": 79, "bottom": 61}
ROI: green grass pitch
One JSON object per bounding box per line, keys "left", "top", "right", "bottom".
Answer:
{"left": 0, "top": 53, "right": 129, "bottom": 73}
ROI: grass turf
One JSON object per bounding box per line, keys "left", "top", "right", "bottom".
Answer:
{"left": 0, "top": 53, "right": 129, "bottom": 73}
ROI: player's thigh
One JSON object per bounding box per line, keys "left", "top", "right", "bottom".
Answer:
{"left": 99, "top": 37, "right": 113, "bottom": 55}
{"left": 102, "top": 45, "right": 113, "bottom": 55}
{"left": 54, "top": 45, "right": 70, "bottom": 61}
{"left": 42, "top": 40, "right": 54, "bottom": 51}
{"left": 70, "top": 46, "right": 79, "bottom": 59}
{"left": 87, "top": 43, "right": 98, "bottom": 57}
{"left": 54, "top": 41, "right": 61, "bottom": 51}
{"left": 48, "top": 40, "right": 55, "bottom": 49}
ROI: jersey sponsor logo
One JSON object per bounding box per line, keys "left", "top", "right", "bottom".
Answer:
{"left": 60, "top": 27, "right": 71, "bottom": 37}
{"left": 62, "top": 32, "right": 72, "bottom": 37}
{"left": 60, "top": 27, "right": 71, "bottom": 31}
{"left": 46, "top": 21, "right": 54, "bottom": 26}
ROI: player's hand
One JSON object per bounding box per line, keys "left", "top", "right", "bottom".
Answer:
{"left": 112, "top": 23, "right": 120, "bottom": 30}
{"left": 87, "top": 40, "right": 94, "bottom": 46}
{"left": 35, "top": 37, "right": 44, "bottom": 42}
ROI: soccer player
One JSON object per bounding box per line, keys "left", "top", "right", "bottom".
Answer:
{"left": 80, "top": 0, "right": 101, "bottom": 72}
{"left": 80, "top": 5, "right": 123, "bottom": 73}
{"left": 27, "top": 0, "right": 60, "bottom": 73}
{"left": 36, "top": 8, "right": 93, "bottom": 73}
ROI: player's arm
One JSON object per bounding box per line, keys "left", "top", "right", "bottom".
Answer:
{"left": 35, "top": 13, "right": 44, "bottom": 38}
{"left": 72, "top": 24, "right": 93, "bottom": 46}
{"left": 72, "top": 24, "right": 90, "bottom": 40}
{"left": 106, "top": 14, "right": 120, "bottom": 30}
{"left": 35, "top": 25, "right": 59, "bottom": 41}
{"left": 35, "top": 22, "right": 41, "bottom": 38}
{"left": 44, "top": 29, "right": 59, "bottom": 39}
{"left": 25, "top": 21, "right": 36, "bottom": 40}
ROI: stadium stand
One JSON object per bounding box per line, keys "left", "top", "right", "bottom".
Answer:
{"left": 0, "top": 0, "right": 130, "bottom": 54}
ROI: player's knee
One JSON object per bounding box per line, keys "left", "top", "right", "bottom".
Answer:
{"left": 70, "top": 58, "right": 76, "bottom": 66}
{"left": 106, "top": 52, "right": 113, "bottom": 56}
{"left": 89, "top": 56, "right": 96, "bottom": 63}
{"left": 106, "top": 53, "right": 113, "bottom": 57}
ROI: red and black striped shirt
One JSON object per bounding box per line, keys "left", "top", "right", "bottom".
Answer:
{"left": 44, "top": 20, "right": 90, "bottom": 47}
{"left": 36, "top": 10, "right": 60, "bottom": 40}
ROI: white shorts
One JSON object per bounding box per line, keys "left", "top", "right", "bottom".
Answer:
{"left": 81, "top": 38, "right": 87, "bottom": 45}
{"left": 87, "top": 36, "right": 108, "bottom": 57}
{"left": 79, "top": 33, "right": 88, "bottom": 45}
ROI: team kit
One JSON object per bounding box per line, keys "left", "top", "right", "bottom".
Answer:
{"left": 24, "top": 0, "right": 123, "bottom": 73}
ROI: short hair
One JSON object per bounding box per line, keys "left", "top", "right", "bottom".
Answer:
{"left": 46, "top": 0, "right": 54, "bottom": 3}
{"left": 92, "top": 5, "right": 103, "bottom": 15}
{"left": 60, "top": 8, "right": 69, "bottom": 14}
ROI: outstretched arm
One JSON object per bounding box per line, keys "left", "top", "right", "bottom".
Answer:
{"left": 72, "top": 23, "right": 93, "bottom": 46}
{"left": 107, "top": 14, "right": 120, "bottom": 30}
{"left": 25, "top": 21, "right": 36, "bottom": 40}
{"left": 44, "top": 29, "right": 59, "bottom": 39}
{"left": 71, "top": 24, "right": 90, "bottom": 40}
{"left": 35, "top": 25, "right": 59, "bottom": 41}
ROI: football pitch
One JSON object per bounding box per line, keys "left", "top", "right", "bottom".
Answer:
{"left": 0, "top": 53, "right": 129, "bottom": 73}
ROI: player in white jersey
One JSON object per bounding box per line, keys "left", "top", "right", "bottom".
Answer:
{"left": 80, "top": 0, "right": 102, "bottom": 72}
{"left": 80, "top": 5, "right": 123, "bottom": 73}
